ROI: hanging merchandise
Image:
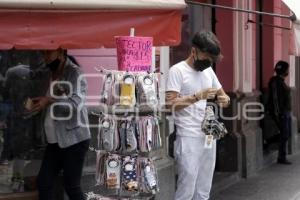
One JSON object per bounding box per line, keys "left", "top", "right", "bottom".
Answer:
{"left": 119, "top": 74, "right": 136, "bottom": 107}
{"left": 99, "top": 70, "right": 160, "bottom": 109}
{"left": 99, "top": 118, "right": 120, "bottom": 152}
{"left": 121, "top": 155, "right": 139, "bottom": 191}
{"left": 100, "top": 72, "right": 114, "bottom": 106}
{"left": 118, "top": 119, "right": 138, "bottom": 153}
{"left": 94, "top": 153, "right": 160, "bottom": 195}
{"left": 106, "top": 154, "right": 122, "bottom": 189}
{"left": 93, "top": 115, "right": 162, "bottom": 196}
{"left": 138, "top": 116, "right": 162, "bottom": 153}
{"left": 136, "top": 73, "right": 159, "bottom": 108}
{"left": 93, "top": 116, "right": 162, "bottom": 197}
{"left": 99, "top": 118, "right": 115, "bottom": 152}
{"left": 138, "top": 157, "right": 159, "bottom": 194}
{"left": 92, "top": 33, "right": 160, "bottom": 199}
{"left": 125, "top": 120, "right": 138, "bottom": 153}
{"left": 95, "top": 151, "right": 107, "bottom": 186}
{"left": 97, "top": 116, "right": 162, "bottom": 153}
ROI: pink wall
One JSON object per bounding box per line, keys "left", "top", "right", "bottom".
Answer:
{"left": 262, "top": 0, "right": 291, "bottom": 88}
{"left": 281, "top": 3, "right": 291, "bottom": 62}
{"left": 69, "top": 49, "right": 117, "bottom": 105}
{"left": 215, "top": 0, "right": 234, "bottom": 92}
{"left": 251, "top": 0, "right": 257, "bottom": 90}
{"left": 262, "top": 0, "right": 275, "bottom": 88}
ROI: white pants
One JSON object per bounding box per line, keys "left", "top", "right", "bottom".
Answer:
{"left": 174, "top": 136, "right": 216, "bottom": 200}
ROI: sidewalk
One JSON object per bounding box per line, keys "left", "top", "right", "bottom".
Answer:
{"left": 212, "top": 153, "right": 300, "bottom": 200}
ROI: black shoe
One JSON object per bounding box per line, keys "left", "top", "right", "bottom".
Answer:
{"left": 277, "top": 159, "right": 292, "bottom": 165}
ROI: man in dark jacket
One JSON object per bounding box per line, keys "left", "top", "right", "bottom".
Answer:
{"left": 267, "top": 60, "right": 292, "bottom": 165}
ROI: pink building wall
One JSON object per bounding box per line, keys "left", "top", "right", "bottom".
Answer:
{"left": 262, "top": 0, "right": 275, "bottom": 88}
{"left": 262, "top": 0, "right": 291, "bottom": 88}
{"left": 69, "top": 49, "right": 118, "bottom": 105}
{"left": 215, "top": 0, "right": 234, "bottom": 92}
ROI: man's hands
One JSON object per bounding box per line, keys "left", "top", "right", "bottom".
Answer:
{"left": 29, "top": 96, "right": 53, "bottom": 113}
{"left": 194, "top": 88, "right": 218, "bottom": 100}
{"left": 194, "top": 88, "right": 230, "bottom": 107}
{"left": 216, "top": 95, "right": 230, "bottom": 107}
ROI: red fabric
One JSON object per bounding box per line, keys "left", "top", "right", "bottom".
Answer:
{"left": 0, "top": 9, "right": 183, "bottom": 49}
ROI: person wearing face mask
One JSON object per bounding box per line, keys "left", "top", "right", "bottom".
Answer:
{"left": 29, "top": 49, "right": 91, "bottom": 200}
{"left": 266, "top": 61, "right": 292, "bottom": 165}
{"left": 166, "top": 30, "right": 230, "bottom": 200}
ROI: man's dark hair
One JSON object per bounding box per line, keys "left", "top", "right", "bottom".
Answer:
{"left": 192, "top": 30, "right": 222, "bottom": 62}
{"left": 275, "top": 60, "right": 289, "bottom": 76}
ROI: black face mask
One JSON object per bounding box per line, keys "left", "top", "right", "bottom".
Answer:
{"left": 193, "top": 58, "right": 212, "bottom": 71}
{"left": 46, "top": 58, "right": 61, "bottom": 72}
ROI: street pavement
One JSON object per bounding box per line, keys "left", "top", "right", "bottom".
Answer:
{"left": 212, "top": 153, "right": 300, "bottom": 200}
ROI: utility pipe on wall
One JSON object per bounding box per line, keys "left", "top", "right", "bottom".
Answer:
{"left": 0, "top": 0, "right": 187, "bottom": 10}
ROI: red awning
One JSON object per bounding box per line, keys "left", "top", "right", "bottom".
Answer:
{"left": 0, "top": 1, "right": 186, "bottom": 49}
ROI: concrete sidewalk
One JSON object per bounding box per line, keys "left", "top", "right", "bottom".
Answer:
{"left": 212, "top": 153, "right": 300, "bottom": 200}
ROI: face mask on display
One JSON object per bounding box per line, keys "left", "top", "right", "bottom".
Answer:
{"left": 46, "top": 58, "right": 61, "bottom": 72}
{"left": 193, "top": 57, "right": 212, "bottom": 72}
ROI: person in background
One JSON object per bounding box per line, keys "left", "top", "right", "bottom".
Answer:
{"left": 166, "top": 30, "right": 230, "bottom": 200}
{"left": 29, "top": 49, "right": 91, "bottom": 200}
{"left": 267, "top": 60, "right": 292, "bottom": 165}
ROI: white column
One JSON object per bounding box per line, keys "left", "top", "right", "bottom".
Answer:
{"left": 159, "top": 46, "right": 170, "bottom": 105}
{"left": 288, "top": 55, "right": 296, "bottom": 87}
{"left": 152, "top": 47, "right": 156, "bottom": 72}
{"left": 233, "top": 0, "right": 253, "bottom": 93}
{"left": 233, "top": 0, "right": 240, "bottom": 91}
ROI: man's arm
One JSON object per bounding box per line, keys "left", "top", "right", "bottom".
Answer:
{"left": 165, "top": 88, "right": 218, "bottom": 111}
{"left": 165, "top": 91, "right": 198, "bottom": 112}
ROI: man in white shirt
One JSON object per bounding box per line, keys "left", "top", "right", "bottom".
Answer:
{"left": 166, "top": 30, "right": 230, "bottom": 200}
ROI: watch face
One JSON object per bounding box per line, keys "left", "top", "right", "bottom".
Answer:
{"left": 108, "top": 160, "right": 119, "bottom": 168}
{"left": 125, "top": 163, "right": 134, "bottom": 171}
{"left": 102, "top": 121, "right": 110, "bottom": 128}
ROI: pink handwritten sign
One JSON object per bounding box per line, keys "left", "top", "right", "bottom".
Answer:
{"left": 115, "top": 36, "right": 153, "bottom": 72}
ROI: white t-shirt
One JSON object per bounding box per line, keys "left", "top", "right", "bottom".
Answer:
{"left": 166, "top": 61, "right": 222, "bottom": 138}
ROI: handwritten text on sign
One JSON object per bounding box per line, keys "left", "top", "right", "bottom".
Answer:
{"left": 116, "top": 36, "right": 153, "bottom": 72}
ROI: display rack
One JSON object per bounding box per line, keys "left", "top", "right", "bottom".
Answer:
{"left": 88, "top": 32, "right": 161, "bottom": 200}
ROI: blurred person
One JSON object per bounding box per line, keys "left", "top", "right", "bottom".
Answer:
{"left": 29, "top": 49, "right": 91, "bottom": 200}
{"left": 267, "top": 60, "right": 292, "bottom": 165}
